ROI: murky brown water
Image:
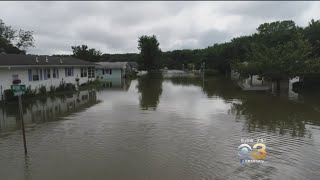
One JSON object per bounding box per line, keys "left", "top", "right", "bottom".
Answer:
{"left": 1, "top": 72, "right": 320, "bottom": 180}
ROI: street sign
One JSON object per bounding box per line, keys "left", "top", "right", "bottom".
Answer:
{"left": 11, "top": 84, "right": 26, "bottom": 96}
{"left": 14, "top": 91, "right": 23, "bottom": 96}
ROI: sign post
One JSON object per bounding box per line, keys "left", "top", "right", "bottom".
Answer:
{"left": 11, "top": 83, "right": 27, "bottom": 154}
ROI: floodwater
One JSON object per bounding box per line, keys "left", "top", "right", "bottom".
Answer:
{"left": 1, "top": 71, "right": 320, "bottom": 180}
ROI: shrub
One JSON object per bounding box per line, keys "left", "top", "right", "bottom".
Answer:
{"left": 23, "top": 85, "right": 36, "bottom": 97}
{"left": 4, "top": 89, "right": 15, "bottom": 101}
{"left": 39, "top": 85, "right": 47, "bottom": 95}
{"left": 65, "top": 83, "right": 75, "bottom": 91}
{"left": 49, "top": 85, "right": 56, "bottom": 93}
{"left": 56, "top": 81, "right": 66, "bottom": 92}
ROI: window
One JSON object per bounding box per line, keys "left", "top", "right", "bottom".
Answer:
{"left": 47, "top": 69, "right": 51, "bottom": 79}
{"left": 28, "top": 69, "right": 41, "bottom": 81}
{"left": 65, "top": 67, "right": 73, "bottom": 77}
{"left": 81, "top": 68, "right": 87, "bottom": 77}
{"left": 103, "top": 69, "right": 112, "bottom": 75}
{"left": 44, "top": 68, "right": 51, "bottom": 80}
{"left": 88, "top": 67, "right": 95, "bottom": 78}
{"left": 53, "top": 68, "right": 59, "bottom": 78}
{"left": 33, "top": 71, "right": 39, "bottom": 81}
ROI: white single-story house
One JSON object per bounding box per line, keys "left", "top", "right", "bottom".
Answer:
{"left": 0, "top": 54, "right": 96, "bottom": 100}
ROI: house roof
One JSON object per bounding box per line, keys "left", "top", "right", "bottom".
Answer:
{"left": 0, "top": 54, "right": 96, "bottom": 67}
{"left": 96, "top": 62, "right": 129, "bottom": 69}
{"left": 128, "top": 61, "right": 139, "bottom": 68}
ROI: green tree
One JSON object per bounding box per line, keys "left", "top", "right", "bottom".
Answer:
{"left": 231, "top": 20, "right": 312, "bottom": 90}
{"left": 138, "top": 35, "right": 161, "bottom": 70}
{"left": 304, "top": 19, "right": 320, "bottom": 57}
{"left": 246, "top": 35, "right": 311, "bottom": 90}
{"left": 71, "top": 45, "right": 102, "bottom": 62}
{"left": 202, "top": 43, "right": 233, "bottom": 74}
{"left": 0, "top": 19, "right": 34, "bottom": 54}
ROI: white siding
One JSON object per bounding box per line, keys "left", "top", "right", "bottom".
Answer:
{"left": 0, "top": 66, "right": 95, "bottom": 99}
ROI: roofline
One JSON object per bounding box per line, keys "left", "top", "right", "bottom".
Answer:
{"left": 95, "top": 66, "right": 123, "bottom": 69}
{"left": 0, "top": 65, "right": 96, "bottom": 68}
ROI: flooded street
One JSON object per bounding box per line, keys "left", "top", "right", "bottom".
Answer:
{"left": 1, "top": 72, "right": 320, "bottom": 180}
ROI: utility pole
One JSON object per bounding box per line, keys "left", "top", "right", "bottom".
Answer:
{"left": 18, "top": 94, "right": 27, "bottom": 154}
{"left": 11, "top": 76, "right": 27, "bottom": 154}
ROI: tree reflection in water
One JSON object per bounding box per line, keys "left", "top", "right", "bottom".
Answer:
{"left": 136, "top": 72, "right": 163, "bottom": 110}
{"left": 169, "top": 76, "right": 320, "bottom": 137}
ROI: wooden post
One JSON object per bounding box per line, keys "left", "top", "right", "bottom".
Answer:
{"left": 18, "top": 95, "right": 27, "bottom": 154}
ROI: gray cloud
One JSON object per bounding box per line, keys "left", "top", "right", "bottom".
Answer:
{"left": 0, "top": 1, "right": 318, "bottom": 55}
{"left": 219, "top": 1, "right": 311, "bottom": 19}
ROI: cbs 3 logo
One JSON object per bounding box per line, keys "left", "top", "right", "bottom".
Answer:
{"left": 238, "top": 143, "right": 267, "bottom": 159}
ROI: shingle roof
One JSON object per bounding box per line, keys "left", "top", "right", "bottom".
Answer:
{"left": 96, "top": 62, "right": 129, "bottom": 69}
{"left": 0, "top": 54, "right": 96, "bottom": 67}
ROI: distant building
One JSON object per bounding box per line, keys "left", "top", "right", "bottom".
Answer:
{"left": 95, "top": 62, "right": 135, "bottom": 88}
{"left": 95, "top": 62, "right": 132, "bottom": 80}
{"left": 0, "top": 54, "right": 96, "bottom": 100}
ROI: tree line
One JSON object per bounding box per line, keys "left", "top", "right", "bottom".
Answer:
{"left": 2, "top": 18, "right": 320, "bottom": 86}
{"left": 70, "top": 19, "right": 320, "bottom": 82}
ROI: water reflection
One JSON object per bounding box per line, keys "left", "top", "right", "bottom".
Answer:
{"left": 100, "top": 78, "right": 131, "bottom": 91}
{"left": 136, "top": 73, "right": 163, "bottom": 110}
{"left": 24, "top": 155, "right": 32, "bottom": 180}
{"left": 0, "top": 90, "right": 99, "bottom": 134}
{"left": 1, "top": 73, "right": 320, "bottom": 180}
{"left": 166, "top": 76, "right": 320, "bottom": 137}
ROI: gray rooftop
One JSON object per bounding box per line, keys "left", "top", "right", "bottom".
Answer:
{"left": 96, "top": 62, "right": 129, "bottom": 69}
{"left": 0, "top": 54, "right": 96, "bottom": 67}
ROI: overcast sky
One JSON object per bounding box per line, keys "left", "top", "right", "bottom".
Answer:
{"left": 1, "top": 1, "right": 320, "bottom": 55}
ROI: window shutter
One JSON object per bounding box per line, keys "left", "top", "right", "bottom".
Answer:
{"left": 28, "top": 69, "right": 32, "bottom": 81}
{"left": 57, "top": 69, "right": 59, "bottom": 78}
{"left": 44, "top": 69, "right": 47, "bottom": 80}
{"left": 71, "top": 67, "right": 74, "bottom": 76}
{"left": 65, "top": 68, "right": 67, "bottom": 77}
{"left": 39, "top": 69, "right": 43, "bottom": 80}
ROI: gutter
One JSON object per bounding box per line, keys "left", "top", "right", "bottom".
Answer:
{"left": 0, "top": 65, "right": 96, "bottom": 68}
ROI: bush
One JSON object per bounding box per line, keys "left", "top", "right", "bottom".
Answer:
{"left": 56, "top": 81, "right": 76, "bottom": 92}
{"left": 49, "top": 85, "right": 56, "bottom": 93}
{"left": 23, "top": 85, "right": 36, "bottom": 97}
{"left": 56, "top": 81, "right": 66, "bottom": 92}
{"left": 4, "top": 89, "right": 15, "bottom": 101}
{"left": 65, "top": 83, "right": 75, "bottom": 91}
{"left": 39, "top": 85, "right": 47, "bottom": 94}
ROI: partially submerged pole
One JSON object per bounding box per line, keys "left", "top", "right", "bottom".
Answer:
{"left": 18, "top": 94, "right": 27, "bottom": 154}
{"left": 12, "top": 77, "right": 27, "bottom": 154}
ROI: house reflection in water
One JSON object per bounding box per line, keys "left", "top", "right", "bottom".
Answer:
{"left": 0, "top": 90, "right": 99, "bottom": 133}
{"left": 100, "top": 78, "right": 131, "bottom": 91}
